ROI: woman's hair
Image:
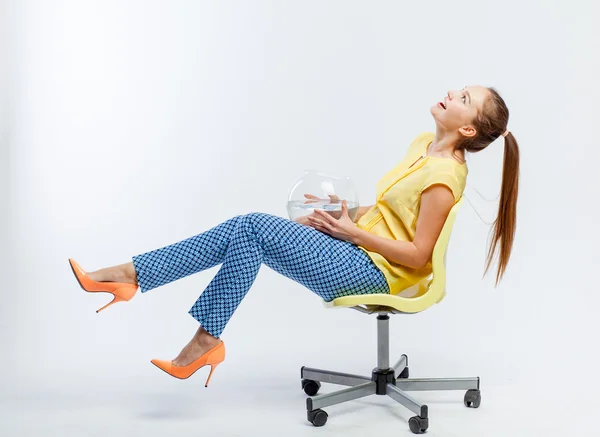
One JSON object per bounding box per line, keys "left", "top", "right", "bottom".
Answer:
{"left": 454, "top": 87, "right": 520, "bottom": 286}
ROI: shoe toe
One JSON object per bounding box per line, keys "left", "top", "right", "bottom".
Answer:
{"left": 69, "top": 259, "right": 85, "bottom": 275}
{"left": 151, "top": 359, "right": 172, "bottom": 373}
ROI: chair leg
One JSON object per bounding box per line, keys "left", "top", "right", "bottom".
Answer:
{"left": 301, "top": 366, "right": 371, "bottom": 387}
{"left": 392, "top": 354, "right": 408, "bottom": 377}
{"left": 395, "top": 377, "right": 479, "bottom": 392}
{"left": 387, "top": 383, "right": 428, "bottom": 418}
{"left": 307, "top": 382, "right": 377, "bottom": 410}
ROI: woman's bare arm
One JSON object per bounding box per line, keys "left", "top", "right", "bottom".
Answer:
{"left": 351, "top": 186, "right": 454, "bottom": 268}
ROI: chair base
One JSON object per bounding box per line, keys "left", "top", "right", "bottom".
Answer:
{"left": 301, "top": 356, "right": 480, "bottom": 434}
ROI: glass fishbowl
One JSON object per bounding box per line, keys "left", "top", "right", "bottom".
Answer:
{"left": 286, "top": 169, "right": 360, "bottom": 222}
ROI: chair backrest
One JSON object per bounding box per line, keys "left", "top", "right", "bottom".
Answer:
{"left": 420, "top": 196, "right": 464, "bottom": 304}
{"left": 325, "top": 196, "right": 465, "bottom": 314}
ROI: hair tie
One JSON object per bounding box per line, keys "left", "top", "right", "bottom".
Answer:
{"left": 501, "top": 129, "right": 510, "bottom": 138}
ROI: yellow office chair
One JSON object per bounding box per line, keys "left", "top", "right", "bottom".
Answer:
{"left": 300, "top": 197, "right": 480, "bottom": 434}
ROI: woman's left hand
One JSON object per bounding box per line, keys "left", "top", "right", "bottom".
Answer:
{"left": 308, "top": 200, "right": 358, "bottom": 243}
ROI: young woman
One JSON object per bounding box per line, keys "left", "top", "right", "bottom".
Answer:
{"left": 69, "top": 85, "right": 519, "bottom": 386}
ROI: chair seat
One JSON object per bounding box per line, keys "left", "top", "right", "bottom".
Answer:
{"left": 324, "top": 281, "right": 446, "bottom": 314}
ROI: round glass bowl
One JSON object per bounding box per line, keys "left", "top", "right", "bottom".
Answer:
{"left": 286, "top": 170, "right": 360, "bottom": 222}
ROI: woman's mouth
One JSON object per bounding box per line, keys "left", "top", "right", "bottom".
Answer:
{"left": 438, "top": 102, "right": 446, "bottom": 110}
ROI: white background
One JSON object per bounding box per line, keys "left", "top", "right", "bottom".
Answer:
{"left": 2, "top": 1, "right": 599, "bottom": 436}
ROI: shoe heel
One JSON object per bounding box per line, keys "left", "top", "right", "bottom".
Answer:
{"left": 204, "top": 363, "right": 219, "bottom": 387}
{"left": 96, "top": 293, "right": 125, "bottom": 313}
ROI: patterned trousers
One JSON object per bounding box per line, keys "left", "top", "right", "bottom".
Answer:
{"left": 131, "top": 212, "right": 389, "bottom": 338}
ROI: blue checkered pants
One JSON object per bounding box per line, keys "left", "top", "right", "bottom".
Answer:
{"left": 131, "top": 212, "right": 389, "bottom": 338}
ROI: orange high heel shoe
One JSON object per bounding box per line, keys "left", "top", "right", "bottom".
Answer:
{"left": 151, "top": 341, "right": 226, "bottom": 386}
{"left": 68, "top": 258, "right": 139, "bottom": 313}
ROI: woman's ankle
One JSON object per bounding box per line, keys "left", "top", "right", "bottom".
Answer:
{"left": 124, "top": 263, "right": 139, "bottom": 285}
{"left": 88, "top": 263, "right": 138, "bottom": 284}
{"left": 194, "top": 327, "right": 220, "bottom": 348}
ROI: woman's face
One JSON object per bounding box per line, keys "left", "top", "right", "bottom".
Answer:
{"left": 430, "top": 85, "right": 489, "bottom": 136}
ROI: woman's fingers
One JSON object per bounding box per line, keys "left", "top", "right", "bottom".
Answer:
{"left": 341, "top": 200, "right": 349, "bottom": 215}
{"left": 308, "top": 221, "right": 325, "bottom": 233}
{"left": 308, "top": 215, "right": 332, "bottom": 230}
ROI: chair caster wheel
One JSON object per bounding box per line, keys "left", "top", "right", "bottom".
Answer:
{"left": 464, "top": 389, "right": 481, "bottom": 408}
{"left": 398, "top": 366, "right": 410, "bottom": 379}
{"left": 301, "top": 379, "right": 321, "bottom": 396}
{"left": 307, "top": 409, "right": 328, "bottom": 427}
{"left": 408, "top": 416, "right": 429, "bottom": 434}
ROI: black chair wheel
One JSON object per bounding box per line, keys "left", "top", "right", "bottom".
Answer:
{"left": 464, "top": 389, "right": 481, "bottom": 408}
{"left": 398, "top": 366, "right": 410, "bottom": 379}
{"left": 307, "top": 409, "right": 328, "bottom": 427}
{"left": 408, "top": 416, "right": 429, "bottom": 434}
{"left": 301, "top": 379, "right": 321, "bottom": 396}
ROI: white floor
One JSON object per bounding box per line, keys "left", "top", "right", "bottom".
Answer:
{"left": 2, "top": 372, "right": 592, "bottom": 437}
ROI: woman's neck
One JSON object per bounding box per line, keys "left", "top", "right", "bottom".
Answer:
{"left": 428, "top": 136, "right": 465, "bottom": 163}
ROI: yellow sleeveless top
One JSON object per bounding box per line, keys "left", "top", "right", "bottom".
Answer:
{"left": 355, "top": 132, "right": 468, "bottom": 295}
